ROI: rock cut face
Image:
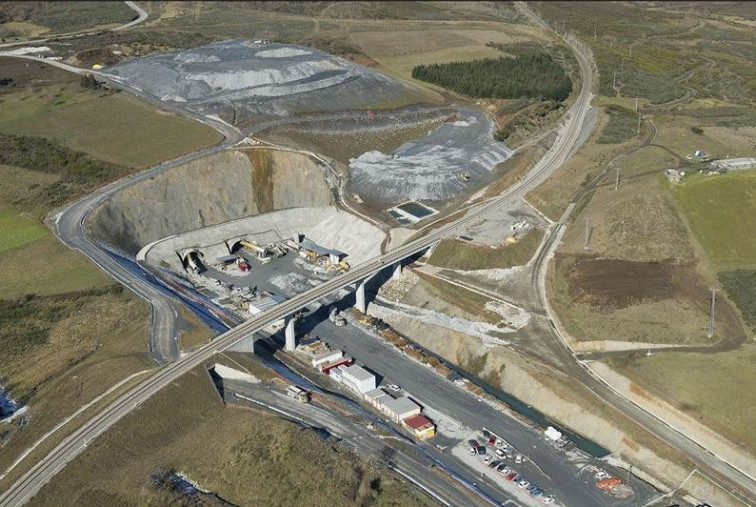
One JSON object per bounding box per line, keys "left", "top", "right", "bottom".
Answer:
{"left": 104, "top": 40, "right": 412, "bottom": 123}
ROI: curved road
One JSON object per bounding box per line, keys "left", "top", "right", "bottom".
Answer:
{"left": 2, "top": 4, "right": 752, "bottom": 506}
{"left": 529, "top": 117, "right": 756, "bottom": 505}
{"left": 0, "top": 0, "right": 148, "bottom": 49}
{"left": 0, "top": 13, "right": 595, "bottom": 503}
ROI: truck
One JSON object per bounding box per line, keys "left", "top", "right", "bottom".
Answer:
{"left": 286, "top": 385, "right": 310, "bottom": 403}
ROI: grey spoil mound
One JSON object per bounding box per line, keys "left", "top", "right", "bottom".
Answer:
{"left": 104, "top": 40, "right": 411, "bottom": 123}
{"left": 348, "top": 108, "right": 512, "bottom": 203}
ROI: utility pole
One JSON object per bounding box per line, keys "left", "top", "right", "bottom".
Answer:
{"left": 583, "top": 218, "right": 591, "bottom": 250}
{"left": 708, "top": 289, "right": 717, "bottom": 338}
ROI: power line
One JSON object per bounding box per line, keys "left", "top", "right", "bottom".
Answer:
{"left": 708, "top": 289, "right": 717, "bottom": 338}
{"left": 583, "top": 217, "right": 591, "bottom": 250}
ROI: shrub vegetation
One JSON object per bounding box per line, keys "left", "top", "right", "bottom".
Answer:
{"left": 0, "top": 133, "right": 126, "bottom": 184}
{"left": 719, "top": 270, "right": 756, "bottom": 329}
{"left": 597, "top": 104, "right": 637, "bottom": 144}
{"left": 411, "top": 53, "right": 572, "bottom": 101}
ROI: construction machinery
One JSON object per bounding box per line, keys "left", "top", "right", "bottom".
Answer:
{"left": 329, "top": 307, "right": 347, "bottom": 327}
{"left": 239, "top": 239, "right": 270, "bottom": 258}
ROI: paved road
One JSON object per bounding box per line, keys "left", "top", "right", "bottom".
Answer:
{"left": 305, "top": 315, "right": 655, "bottom": 507}
{"left": 0, "top": 5, "right": 596, "bottom": 504}
{"left": 3, "top": 4, "right": 752, "bottom": 506}
{"left": 0, "top": 0, "right": 148, "bottom": 49}
{"left": 531, "top": 161, "right": 756, "bottom": 507}
{"left": 220, "top": 378, "right": 494, "bottom": 507}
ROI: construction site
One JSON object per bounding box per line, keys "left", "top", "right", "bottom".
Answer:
{"left": 6, "top": 10, "right": 746, "bottom": 501}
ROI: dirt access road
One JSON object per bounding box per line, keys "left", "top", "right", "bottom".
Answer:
{"left": 0, "top": 3, "right": 596, "bottom": 504}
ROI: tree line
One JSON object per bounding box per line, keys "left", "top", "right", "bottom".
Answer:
{"left": 411, "top": 53, "right": 572, "bottom": 102}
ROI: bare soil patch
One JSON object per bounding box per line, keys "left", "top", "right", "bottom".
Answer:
{"left": 567, "top": 257, "right": 691, "bottom": 311}
{"left": 557, "top": 254, "right": 747, "bottom": 347}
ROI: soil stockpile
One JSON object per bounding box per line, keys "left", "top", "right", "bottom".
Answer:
{"left": 104, "top": 40, "right": 417, "bottom": 125}
{"left": 348, "top": 108, "right": 512, "bottom": 203}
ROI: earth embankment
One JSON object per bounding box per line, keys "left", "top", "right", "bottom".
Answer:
{"left": 90, "top": 148, "right": 333, "bottom": 253}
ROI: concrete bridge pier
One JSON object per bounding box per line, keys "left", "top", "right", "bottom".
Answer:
{"left": 284, "top": 317, "right": 296, "bottom": 352}
{"left": 392, "top": 263, "right": 403, "bottom": 281}
{"left": 355, "top": 280, "right": 367, "bottom": 314}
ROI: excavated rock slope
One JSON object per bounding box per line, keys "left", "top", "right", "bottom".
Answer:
{"left": 90, "top": 148, "right": 333, "bottom": 253}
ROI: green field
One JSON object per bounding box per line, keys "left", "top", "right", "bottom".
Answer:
{"left": 672, "top": 171, "right": 756, "bottom": 270}
{"left": 0, "top": 2, "right": 135, "bottom": 35}
{"left": 0, "top": 211, "right": 47, "bottom": 254}
{"left": 607, "top": 344, "right": 756, "bottom": 454}
{"left": 0, "top": 92, "right": 221, "bottom": 168}
{"left": 428, "top": 228, "right": 544, "bottom": 271}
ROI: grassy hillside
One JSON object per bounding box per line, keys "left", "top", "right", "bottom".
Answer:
{"left": 30, "top": 366, "right": 431, "bottom": 507}
{"left": 428, "top": 228, "right": 544, "bottom": 271}
{"left": 672, "top": 172, "right": 756, "bottom": 271}
{"left": 0, "top": 2, "right": 135, "bottom": 36}
{"left": 0, "top": 59, "right": 221, "bottom": 168}
{"left": 607, "top": 344, "right": 756, "bottom": 454}
{"left": 0, "top": 55, "right": 219, "bottom": 490}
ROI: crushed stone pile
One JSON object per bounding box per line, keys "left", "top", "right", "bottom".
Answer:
{"left": 104, "top": 40, "right": 411, "bottom": 123}
{"left": 348, "top": 108, "right": 512, "bottom": 202}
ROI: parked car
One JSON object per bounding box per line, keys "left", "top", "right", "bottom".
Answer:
{"left": 515, "top": 454, "right": 523, "bottom": 464}
{"left": 495, "top": 439, "right": 504, "bottom": 448}
{"left": 531, "top": 489, "right": 544, "bottom": 498}
{"left": 518, "top": 480, "right": 530, "bottom": 489}
{"left": 495, "top": 448, "right": 506, "bottom": 458}
{"left": 526, "top": 485, "right": 537, "bottom": 493}
{"left": 543, "top": 496, "right": 556, "bottom": 504}
{"left": 483, "top": 455, "right": 492, "bottom": 464}
{"left": 489, "top": 459, "right": 501, "bottom": 468}
{"left": 477, "top": 446, "right": 487, "bottom": 455}
{"left": 468, "top": 439, "right": 479, "bottom": 448}
{"left": 498, "top": 466, "right": 511, "bottom": 475}
{"left": 388, "top": 384, "right": 401, "bottom": 392}
{"left": 505, "top": 472, "right": 518, "bottom": 481}
{"left": 482, "top": 429, "right": 490, "bottom": 439}
{"left": 488, "top": 435, "right": 496, "bottom": 445}
{"left": 595, "top": 471, "right": 609, "bottom": 480}
{"left": 467, "top": 446, "right": 476, "bottom": 455}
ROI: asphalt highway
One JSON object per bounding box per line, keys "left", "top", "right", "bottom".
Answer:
{"left": 3, "top": 3, "right": 753, "bottom": 506}
{"left": 220, "top": 378, "right": 494, "bottom": 507}
{"left": 0, "top": 6, "right": 596, "bottom": 504}
{"left": 530, "top": 158, "right": 756, "bottom": 507}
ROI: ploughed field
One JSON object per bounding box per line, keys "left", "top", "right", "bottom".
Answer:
{"left": 554, "top": 254, "right": 747, "bottom": 347}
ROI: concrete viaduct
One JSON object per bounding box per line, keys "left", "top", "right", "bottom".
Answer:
{"left": 283, "top": 256, "right": 408, "bottom": 351}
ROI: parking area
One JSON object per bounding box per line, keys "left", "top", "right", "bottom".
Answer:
{"left": 452, "top": 429, "right": 560, "bottom": 507}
